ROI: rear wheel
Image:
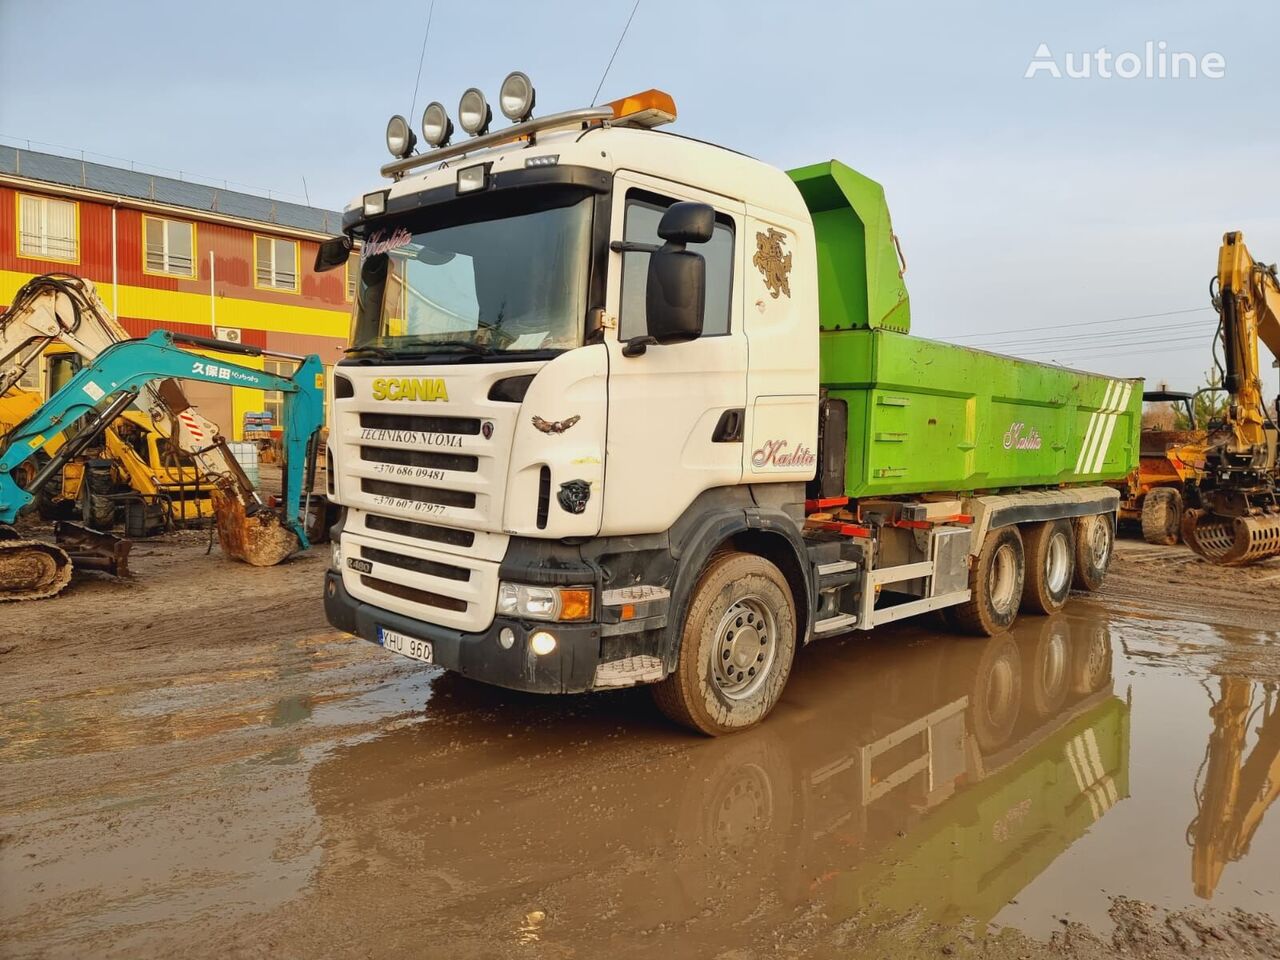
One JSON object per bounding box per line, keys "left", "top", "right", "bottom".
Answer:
{"left": 1021, "top": 519, "right": 1076, "bottom": 614}
{"left": 652, "top": 552, "right": 797, "bottom": 736}
{"left": 1072, "top": 512, "right": 1115, "bottom": 592}
{"left": 948, "top": 526, "right": 1025, "bottom": 636}
{"left": 1140, "top": 487, "right": 1182, "bottom": 545}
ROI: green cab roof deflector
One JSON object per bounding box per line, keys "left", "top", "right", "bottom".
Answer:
{"left": 788, "top": 160, "right": 911, "bottom": 333}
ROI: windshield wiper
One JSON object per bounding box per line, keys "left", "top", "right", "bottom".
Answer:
{"left": 344, "top": 345, "right": 397, "bottom": 359}
{"left": 415, "top": 340, "right": 495, "bottom": 356}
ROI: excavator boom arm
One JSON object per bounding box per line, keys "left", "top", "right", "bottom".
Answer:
{"left": 0, "top": 330, "right": 325, "bottom": 546}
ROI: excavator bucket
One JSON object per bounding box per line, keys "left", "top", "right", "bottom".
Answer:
{"left": 1183, "top": 509, "right": 1280, "bottom": 566}
{"left": 211, "top": 480, "right": 302, "bottom": 567}
{"left": 0, "top": 525, "right": 72, "bottom": 601}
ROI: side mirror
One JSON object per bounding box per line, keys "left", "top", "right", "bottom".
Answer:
{"left": 315, "top": 235, "right": 352, "bottom": 273}
{"left": 646, "top": 246, "right": 705, "bottom": 345}
{"left": 657, "top": 201, "right": 714, "bottom": 244}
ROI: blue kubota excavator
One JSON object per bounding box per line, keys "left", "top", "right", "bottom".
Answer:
{"left": 0, "top": 329, "right": 325, "bottom": 600}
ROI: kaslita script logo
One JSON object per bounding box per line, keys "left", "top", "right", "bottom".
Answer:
{"left": 371, "top": 377, "right": 449, "bottom": 402}
{"left": 752, "top": 439, "right": 816, "bottom": 470}
{"left": 1003, "top": 422, "right": 1043, "bottom": 451}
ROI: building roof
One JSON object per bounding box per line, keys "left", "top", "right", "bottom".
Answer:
{"left": 0, "top": 145, "right": 342, "bottom": 235}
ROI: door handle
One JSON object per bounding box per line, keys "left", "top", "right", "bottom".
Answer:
{"left": 712, "top": 408, "right": 745, "bottom": 443}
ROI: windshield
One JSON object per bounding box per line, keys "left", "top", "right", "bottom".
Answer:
{"left": 349, "top": 190, "right": 594, "bottom": 358}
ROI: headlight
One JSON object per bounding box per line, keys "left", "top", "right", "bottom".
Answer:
{"left": 499, "top": 71, "right": 535, "bottom": 122}
{"left": 458, "top": 87, "right": 492, "bottom": 136}
{"left": 421, "top": 101, "right": 452, "bottom": 147}
{"left": 330, "top": 541, "right": 342, "bottom": 571}
{"left": 385, "top": 114, "right": 416, "bottom": 159}
{"left": 496, "top": 582, "right": 592, "bottom": 622}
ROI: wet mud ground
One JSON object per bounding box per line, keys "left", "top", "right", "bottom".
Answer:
{"left": 1, "top": 530, "right": 1278, "bottom": 959}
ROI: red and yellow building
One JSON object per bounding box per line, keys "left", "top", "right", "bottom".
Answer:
{"left": 0, "top": 145, "right": 353, "bottom": 439}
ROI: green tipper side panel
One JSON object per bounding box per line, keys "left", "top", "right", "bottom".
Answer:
{"left": 791, "top": 159, "right": 1143, "bottom": 498}
{"left": 789, "top": 160, "right": 911, "bottom": 333}
{"left": 823, "top": 330, "right": 1142, "bottom": 497}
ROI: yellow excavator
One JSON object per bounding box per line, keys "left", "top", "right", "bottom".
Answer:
{"left": 0, "top": 273, "right": 315, "bottom": 582}
{"left": 1182, "top": 233, "right": 1280, "bottom": 565}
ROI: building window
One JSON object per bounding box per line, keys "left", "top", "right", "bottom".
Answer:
{"left": 18, "top": 194, "right": 78, "bottom": 263}
{"left": 262, "top": 358, "right": 298, "bottom": 427}
{"left": 255, "top": 236, "right": 299, "bottom": 292}
{"left": 618, "top": 191, "right": 735, "bottom": 341}
{"left": 143, "top": 216, "right": 196, "bottom": 278}
{"left": 345, "top": 253, "right": 360, "bottom": 301}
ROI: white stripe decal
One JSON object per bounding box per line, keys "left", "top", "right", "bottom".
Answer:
{"left": 1078, "top": 381, "right": 1117, "bottom": 473}
{"left": 1075, "top": 410, "right": 1101, "bottom": 473}
{"left": 1090, "top": 382, "right": 1132, "bottom": 473}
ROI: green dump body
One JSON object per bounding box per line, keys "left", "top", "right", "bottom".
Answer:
{"left": 790, "top": 161, "right": 1143, "bottom": 498}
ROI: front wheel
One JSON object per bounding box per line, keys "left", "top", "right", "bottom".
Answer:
{"left": 653, "top": 552, "right": 797, "bottom": 736}
{"left": 1141, "top": 487, "right": 1182, "bottom": 545}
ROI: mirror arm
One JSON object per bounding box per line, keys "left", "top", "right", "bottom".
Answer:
{"left": 621, "top": 335, "right": 658, "bottom": 358}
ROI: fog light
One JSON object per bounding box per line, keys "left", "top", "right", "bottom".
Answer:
{"left": 499, "top": 70, "right": 535, "bottom": 122}
{"left": 529, "top": 631, "right": 557, "bottom": 656}
{"left": 330, "top": 541, "right": 342, "bottom": 570}
{"left": 499, "top": 627, "right": 515, "bottom": 650}
{"left": 458, "top": 87, "right": 492, "bottom": 136}
{"left": 385, "top": 114, "right": 416, "bottom": 159}
{"left": 421, "top": 101, "right": 453, "bottom": 147}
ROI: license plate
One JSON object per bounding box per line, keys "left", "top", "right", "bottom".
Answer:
{"left": 378, "top": 627, "right": 433, "bottom": 663}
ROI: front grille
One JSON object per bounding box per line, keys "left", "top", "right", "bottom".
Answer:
{"left": 360, "top": 445, "right": 478, "bottom": 473}
{"left": 361, "top": 478, "right": 477, "bottom": 509}
{"left": 364, "top": 513, "right": 475, "bottom": 547}
{"left": 360, "top": 575, "right": 467, "bottom": 612}
{"left": 359, "top": 412, "right": 480, "bottom": 435}
{"left": 361, "top": 545, "right": 470, "bottom": 582}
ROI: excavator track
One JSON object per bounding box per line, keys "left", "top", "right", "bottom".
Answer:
{"left": 1183, "top": 509, "right": 1280, "bottom": 566}
{"left": 0, "top": 533, "right": 73, "bottom": 601}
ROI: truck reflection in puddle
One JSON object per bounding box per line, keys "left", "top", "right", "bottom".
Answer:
{"left": 305, "top": 616, "right": 1129, "bottom": 952}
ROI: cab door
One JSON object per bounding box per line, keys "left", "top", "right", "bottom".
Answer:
{"left": 601, "top": 172, "right": 747, "bottom": 536}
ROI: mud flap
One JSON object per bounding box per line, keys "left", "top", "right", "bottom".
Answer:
{"left": 211, "top": 481, "right": 301, "bottom": 567}
{"left": 1182, "top": 509, "right": 1280, "bottom": 566}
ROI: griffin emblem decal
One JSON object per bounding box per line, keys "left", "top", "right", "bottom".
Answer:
{"left": 532, "top": 414, "right": 581, "bottom": 434}
{"left": 752, "top": 227, "right": 793, "bottom": 299}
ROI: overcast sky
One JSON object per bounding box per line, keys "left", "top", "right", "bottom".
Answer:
{"left": 2, "top": 0, "right": 1276, "bottom": 391}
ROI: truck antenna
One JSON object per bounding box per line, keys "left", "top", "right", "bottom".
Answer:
{"left": 591, "top": 0, "right": 641, "bottom": 106}
{"left": 409, "top": 0, "right": 437, "bottom": 122}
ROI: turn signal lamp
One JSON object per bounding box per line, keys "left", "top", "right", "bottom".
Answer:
{"left": 606, "top": 89, "right": 677, "bottom": 128}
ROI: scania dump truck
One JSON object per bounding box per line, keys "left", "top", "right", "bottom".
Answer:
{"left": 318, "top": 77, "right": 1141, "bottom": 733}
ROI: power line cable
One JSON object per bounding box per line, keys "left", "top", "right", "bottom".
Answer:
{"left": 952, "top": 308, "right": 1208, "bottom": 343}
{"left": 591, "top": 0, "right": 641, "bottom": 105}
{"left": 957, "top": 317, "right": 1215, "bottom": 350}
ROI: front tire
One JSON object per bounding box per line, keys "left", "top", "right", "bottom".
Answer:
{"left": 949, "top": 526, "right": 1026, "bottom": 636}
{"left": 1021, "top": 519, "right": 1076, "bottom": 614}
{"left": 653, "top": 552, "right": 797, "bottom": 736}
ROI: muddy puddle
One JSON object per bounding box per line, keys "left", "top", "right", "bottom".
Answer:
{"left": 2, "top": 558, "right": 1278, "bottom": 958}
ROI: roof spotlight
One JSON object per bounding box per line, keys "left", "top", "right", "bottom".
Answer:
{"left": 499, "top": 71, "right": 535, "bottom": 122}
{"left": 458, "top": 87, "right": 492, "bottom": 136}
{"left": 385, "top": 115, "right": 416, "bottom": 159}
{"left": 421, "top": 101, "right": 453, "bottom": 148}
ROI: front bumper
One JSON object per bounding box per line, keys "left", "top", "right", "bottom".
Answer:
{"left": 325, "top": 571, "right": 606, "bottom": 693}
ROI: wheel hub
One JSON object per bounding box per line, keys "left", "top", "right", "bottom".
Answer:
{"left": 713, "top": 597, "right": 777, "bottom": 700}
